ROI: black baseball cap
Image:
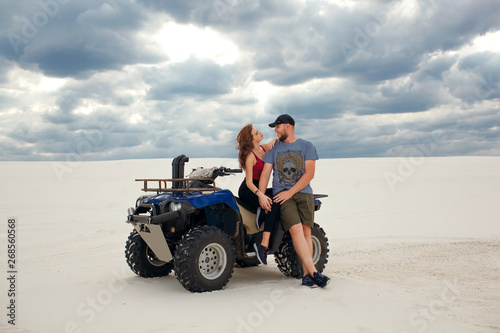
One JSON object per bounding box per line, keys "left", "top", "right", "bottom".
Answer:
{"left": 268, "top": 114, "right": 295, "bottom": 127}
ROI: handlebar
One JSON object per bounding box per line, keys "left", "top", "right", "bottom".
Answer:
{"left": 213, "top": 167, "right": 242, "bottom": 178}
{"left": 221, "top": 168, "right": 242, "bottom": 174}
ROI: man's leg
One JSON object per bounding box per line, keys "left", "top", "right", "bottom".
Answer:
{"left": 302, "top": 224, "right": 313, "bottom": 264}
{"left": 295, "top": 193, "right": 315, "bottom": 274}
{"left": 289, "top": 224, "right": 317, "bottom": 276}
{"left": 281, "top": 193, "right": 318, "bottom": 277}
{"left": 288, "top": 193, "right": 330, "bottom": 288}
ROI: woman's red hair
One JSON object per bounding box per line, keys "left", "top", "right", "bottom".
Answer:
{"left": 236, "top": 124, "right": 253, "bottom": 170}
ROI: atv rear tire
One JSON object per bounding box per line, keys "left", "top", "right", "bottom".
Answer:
{"left": 174, "top": 226, "right": 235, "bottom": 292}
{"left": 274, "top": 223, "right": 329, "bottom": 279}
{"left": 125, "top": 229, "right": 174, "bottom": 278}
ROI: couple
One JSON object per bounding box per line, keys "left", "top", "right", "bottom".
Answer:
{"left": 236, "top": 114, "right": 330, "bottom": 288}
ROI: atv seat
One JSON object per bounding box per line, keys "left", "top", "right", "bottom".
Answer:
{"left": 235, "top": 197, "right": 263, "bottom": 235}
{"left": 235, "top": 197, "right": 257, "bottom": 214}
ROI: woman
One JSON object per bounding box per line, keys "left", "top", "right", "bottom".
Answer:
{"left": 236, "top": 124, "right": 280, "bottom": 265}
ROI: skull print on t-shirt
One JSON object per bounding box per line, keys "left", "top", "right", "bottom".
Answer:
{"left": 276, "top": 150, "right": 304, "bottom": 185}
{"left": 262, "top": 138, "right": 318, "bottom": 195}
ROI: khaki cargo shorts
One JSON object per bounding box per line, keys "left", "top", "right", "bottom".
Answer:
{"left": 279, "top": 192, "right": 315, "bottom": 231}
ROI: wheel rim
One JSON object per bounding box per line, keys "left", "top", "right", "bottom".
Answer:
{"left": 198, "top": 243, "right": 227, "bottom": 280}
{"left": 146, "top": 246, "right": 167, "bottom": 267}
{"left": 311, "top": 235, "right": 321, "bottom": 265}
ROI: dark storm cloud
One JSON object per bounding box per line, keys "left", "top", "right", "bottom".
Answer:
{"left": 147, "top": 57, "right": 237, "bottom": 100}
{"left": 2, "top": 0, "right": 161, "bottom": 78}
{"left": 6, "top": 108, "right": 150, "bottom": 161}
{"left": 0, "top": 57, "right": 12, "bottom": 84}
{"left": 1, "top": 0, "right": 499, "bottom": 161}
{"left": 417, "top": 55, "right": 456, "bottom": 81}
{"left": 137, "top": 0, "right": 301, "bottom": 28}
{"left": 199, "top": 0, "right": 500, "bottom": 88}
{"left": 457, "top": 52, "right": 500, "bottom": 100}
{"left": 7, "top": 123, "right": 70, "bottom": 148}
{"left": 266, "top": 64, "right": 450, "bottom": 120}
{"left": 137, "top": 0, "right": 213, "bottom": 23}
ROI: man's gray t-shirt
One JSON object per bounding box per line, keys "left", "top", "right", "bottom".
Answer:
{"left": 262, "top": 138, "right": 319, "bottom": 195}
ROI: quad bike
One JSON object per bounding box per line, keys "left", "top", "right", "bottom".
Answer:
{"left": 124, "top": 154, "right": 329, "bottom": 292}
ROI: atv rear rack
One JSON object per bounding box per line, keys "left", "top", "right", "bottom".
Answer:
{"left": 136, "top": 178, "right": 216, "bottom": 193}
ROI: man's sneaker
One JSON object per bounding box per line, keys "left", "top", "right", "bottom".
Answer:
{"left": 302, "top": 274, "right": 319, "bottom": 288}
{"left": 255, "top": 207, "right": 266, "bottom": 229}
{"left": 312, "top": 271, "right": 330, "bottom": 288}
{"left": 253, "top": 243, "right": 268, "bottom": 265}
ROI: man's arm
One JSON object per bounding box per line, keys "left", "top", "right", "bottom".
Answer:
{"left": 273, "top": 160, "right": 315, "bottom": 204}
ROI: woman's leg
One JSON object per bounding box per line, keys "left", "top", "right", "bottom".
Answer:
{"left": 238, "top": 180, "right": 260, "bottom": 210}
{"left": 261, "top": 232, "right": 271, "bottom": 248}
{"left": 261, "top": 197, "right": 280, "bottom": 248}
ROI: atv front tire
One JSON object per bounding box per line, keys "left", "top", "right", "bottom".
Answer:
{"left": 174, "top": 226, "right": 235, "bottom": 292}
{"left": 125, "top": 229, "right": 174, "bottom": 278}
{"left": 274, "top": 223, "right": 329, "bottom": 278}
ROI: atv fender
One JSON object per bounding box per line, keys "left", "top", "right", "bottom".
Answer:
{"left": 186, "top": 189, "right": 239, "bottom": 211}
{"left": 133, "top": 224, "right": 173, "bottom": 262}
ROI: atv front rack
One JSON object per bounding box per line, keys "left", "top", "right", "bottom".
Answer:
{"left": 136, "top": 178, "right": 216, "bottom": 193}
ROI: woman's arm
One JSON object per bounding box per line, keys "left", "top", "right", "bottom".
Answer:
{"left": 258, "top": 163, "right": 273, "bottom": 210}
{"left": 245, "top": 154, "right": 271, "bottom": 202}
{"left": 244, "top": 154, "right": 257, "bottom": 191}
{"left": 261, "top": 138, "right": 278, "bottom": 151}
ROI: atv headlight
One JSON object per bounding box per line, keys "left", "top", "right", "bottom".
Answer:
{"left": 136, "top": 195, "right": 152, "bottom": 208}
{"left": 169, "top": 201, "right": 182, "bottom": 212}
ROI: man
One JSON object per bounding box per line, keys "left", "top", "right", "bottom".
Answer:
{"left": 258, "top": 114, "right": 330, "bottom": 288}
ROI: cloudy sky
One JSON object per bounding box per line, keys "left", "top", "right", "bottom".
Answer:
{"left": 1, "top": 0, "right": 499, "bottom": 161}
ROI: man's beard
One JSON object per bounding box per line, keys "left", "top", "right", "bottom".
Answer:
{"left": 278, "top": 131, "right": 288, "bottom": 142}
